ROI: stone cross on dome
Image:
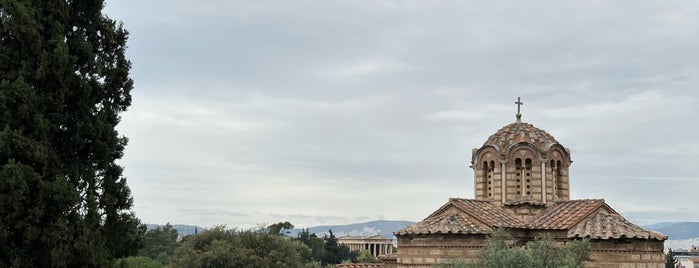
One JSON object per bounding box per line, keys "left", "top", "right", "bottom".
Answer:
{"left": 515, "top": 97, "right": 523, "bottom": 122}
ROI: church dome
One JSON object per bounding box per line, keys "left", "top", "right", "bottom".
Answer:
{"left": 483, "top": 121, "right": 560, "bottom": 154}
{"left": 471, "top": 98, "right": 571, "bottom": 205}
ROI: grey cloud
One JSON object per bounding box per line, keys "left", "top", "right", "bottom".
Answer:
{"left": 105, "top": 1, "right": 699, "bottom": 227}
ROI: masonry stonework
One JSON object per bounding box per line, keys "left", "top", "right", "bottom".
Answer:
{"left": 393, "top": 105, "right": 666, "bottom": 268}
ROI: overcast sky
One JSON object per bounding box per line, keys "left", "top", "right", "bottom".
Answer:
{"left": 103, "top": 1, "right": 699, "bottom": 229}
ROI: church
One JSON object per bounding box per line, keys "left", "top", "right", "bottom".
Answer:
{"left": 393, "top": 99, "right": 667, "bottom": 268}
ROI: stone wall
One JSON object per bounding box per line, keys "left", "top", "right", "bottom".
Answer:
{"left": 396, "top": 234, "right": 486, "bottom": 268}
{"left": 396, "top": 233, "right": 665, "bottom": 268}
{"left": 584, "top": 239, "right": 665, "bottom": 268}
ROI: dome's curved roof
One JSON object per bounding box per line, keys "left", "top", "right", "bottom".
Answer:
{"left": 483, "top": 121, "right": 559, "bottom": 154}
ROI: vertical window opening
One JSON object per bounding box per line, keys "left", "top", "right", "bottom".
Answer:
{"left": 483, "top": 161, "right": 488, "bottom": 198}
{"left": 515, "top": 158, "right": 522, "bottom": 195}
{"left": 525, "top": 158, "right": 532, "bottom": 196}
{"left": 556, "top": 160, "right": 563, "bottom": 197}
{"left": 551, "top": 160, "right": 558, "bottom": 198}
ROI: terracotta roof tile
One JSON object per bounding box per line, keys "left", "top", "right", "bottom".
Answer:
{"left": 336, "top": 264, "right": 383, "bottom": 268}
{"left": 484, "top": 121, "right": 559, "bottom": 154}
{"left": 528, "top": 199, "right": 605, "bottom": 229}
{"left": 395, "top": 198, "right": 525, "bottom": 235}
{"left": 377, "top": 254, "right": 397, "bottom": 260}
{"left": 568, "top": 209, "right": 666, "bottom": 240}
{"left": 449, "top": 199, "right": 526, "bottom": 228}
{"left": 396, "top": 198, "right": 666, "bottom": 241}
{"left": 394, "top": 211, "right": 492, "bottom": 235}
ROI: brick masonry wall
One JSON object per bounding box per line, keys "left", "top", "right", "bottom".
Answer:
{"left": 396, "top": 234, "right": 486, "bottom": 268}
{"left": 396, "top": 234, "right": 665, "bottom": 268}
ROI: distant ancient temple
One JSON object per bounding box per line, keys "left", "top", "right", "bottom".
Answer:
{"left": 393, "top": 98, "right": 666, "bottom": 268}
{"left": 338, "top": 235, "right": 393, "bottom": 257}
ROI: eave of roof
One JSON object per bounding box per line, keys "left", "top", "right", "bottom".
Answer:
{"left": 396, "top": 198, "right": 666, "bottom": 241}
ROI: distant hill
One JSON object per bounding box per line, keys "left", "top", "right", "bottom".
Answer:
{"left": 644, "top": 222, "right": 699, "bottom": 240}
{"left": 288, "top": 220, "right": 416, "bottom": 240}
{"left": 146, "top": 224, "right": 205, "bottom": 236}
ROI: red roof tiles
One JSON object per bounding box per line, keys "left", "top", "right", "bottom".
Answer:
{"left": 336, "top": 264, "right": 383, "bottom": 268}
{"left": 395, "top": 199, "right": 525, "bottom": 235}
{"left": 528, "top": 199, "right": 606, "bottom": 230}
{"left": 449, "top": 199, "right": 526, "bottom": 228}
{"left": 568, "top": 209, "right": 666, "bottom": 240}
{"left": 484, "top": 121, "right": 559, "bottom": 154}
{"left": 396, "top": 198, "right": 666, "bottom": 241}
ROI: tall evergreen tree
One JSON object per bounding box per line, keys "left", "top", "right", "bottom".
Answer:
{"left": 0, "top": 0, "right": 143, "bottom": 267}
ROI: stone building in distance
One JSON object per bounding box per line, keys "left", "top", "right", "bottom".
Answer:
{"left": 394, "top": 99, "right": 667, "bottom": 268}
{"left": 338, "top": 235, "right": 393, "bottom": 257}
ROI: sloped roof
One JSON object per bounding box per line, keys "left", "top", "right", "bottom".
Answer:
{"left": 395, "top": 198, "right": 525, "bottom": 235}
{"left": 336, "top": 264, "right": 383, "bottom": 268}
{"left": 394, "top": 211, "right": 492, "bottom": 235}
{"left": 568, "top": 209, "right": 666, "bottom": 240}
{"left": 448, "top": 199, "right": 527, "bottom": 228}
{"left": 396, "top": 198, "right": 666, "bottom": 241}
{"left": 528, "top": 199, "right": 607, "bottom": 230}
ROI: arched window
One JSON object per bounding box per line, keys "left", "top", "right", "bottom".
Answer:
{"left": 556, "top": 160, "right": 563, "bottom": 197}
{"left": 515, "top": 158, "right": 522, "bottom": 195}
{"left": 525, "top": 158, "right": 532, "bottom": 196}
{"left": 488, "top": 160, "right": 495, "bottom": 198}
{"left": 551, "top": 160, "right": 558, "bottom": 198}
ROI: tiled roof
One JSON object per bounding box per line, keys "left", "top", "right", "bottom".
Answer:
{"left": 336, "top": 264, "right": 383, "bottom": 268}
{"left": 528, "top": 199, "right": 606, "bottom": 230}
{"left": 395, "top": 199, "right": 525, "bottom": 235}
{"left": 449, "top": 199, "right": 526, "bottom": 228}
{"left": 394, "top": 211, "right": 492, "bottom": 235}
{"left": 484, "top": 121, "right": 559, "bottom": 153}
{"left": 568, "top": 209, "right": 666, "bottom": 240}
{"left": 377, "top": 254, "right": 396, "bottom": 260}
{"left": 396, "top": 198, "right": 666, "bottom": 241}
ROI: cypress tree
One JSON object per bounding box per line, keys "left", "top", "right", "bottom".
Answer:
{"left": 0, "top": 0, "right": 143, "bottom": 267}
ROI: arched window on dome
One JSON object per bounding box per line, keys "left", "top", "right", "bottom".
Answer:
{"left": 483, "top": 160, "right": 495, "bottom": 198}
{"left": 525, "top": 158, "right": 532, "bottom": 196}
{"left": 551, "top": 160, "right": 558, "bottom": 198}
{"left": 556, "top": 160, "right": 563, "bottom": 197}
{"left": 515, "top": 158, "right": 522, "bottom": 196}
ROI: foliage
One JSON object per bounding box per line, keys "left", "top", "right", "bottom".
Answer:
{"left": 168, "top": 225, "right": 310, "bottom": 268}
{"left": 113, "top": 256, "right": 163, "bottom": 268}
{"left": 301, "top": 260, "right": 323, "bottom": 268}
{"left": 436, "top": 229, "right": 590, "bottom": 268}
{"left": 356, "top": 250, "right": 380, "bottom": 263}
{"left": 321, "top": 229, "right": 356, "bottom": 265}
{"left": 528, "top": 234, "right": 590, "bottom": 268}
{"left": 665, "top": 249, "right": 677, "bottom": 268}
{"left": 138, "top": 223, "right": 179, "bottom": 264}
{"left": 0, "top": 0, "right": 142, "bottom": 267}
{"left": 267, "top": 221, "right": 294, "bottom": 236}
{"left": 295, "top": 228, "right": 326, "bottom": 263}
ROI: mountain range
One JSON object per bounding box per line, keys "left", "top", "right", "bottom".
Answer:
{"left": 147, "top": 220, "right": 699, "bottom": 242}
{"left": 644, "top": 222, "right": 699, "bottom": 240}
{"left": 287, "top": 220, "right": 416, "bottom": 239}
{"left": 146, "top": 224, "right": 205, "bottom": 236}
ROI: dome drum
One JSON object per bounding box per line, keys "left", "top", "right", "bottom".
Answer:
{"left": 471, "top": 121, "right": 571, "bottom": 205}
